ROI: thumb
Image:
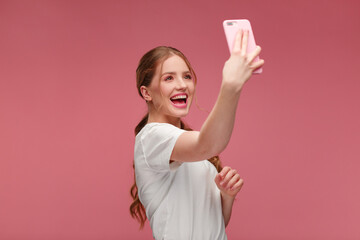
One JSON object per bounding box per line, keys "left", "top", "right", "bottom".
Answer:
{"left": 214, "top": 173, "right": 222, "bottom": 187}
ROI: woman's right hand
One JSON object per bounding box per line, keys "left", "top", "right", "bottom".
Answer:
{"left": 222, "top": 29, "right": 265, "bottom": 91}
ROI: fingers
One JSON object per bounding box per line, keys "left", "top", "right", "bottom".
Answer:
{"left": 227, "top": 174, "right": 241, "bottom": 189}
{"left": 232, "top": 30, "right": 242, "bottom": 53}
{"left": 232, "top": 29, "right": 249, "bottom": 55}
{"left": 220, "top": 168, "right": 237, "bottom": 188}
{"left": 215, "top": 166, "right": 244, "bottom": 197}
{"left": 231, "top": 178, "right": 244, "bottom": 191}
{"left": 215, "top": 167, "right": 231, "bottom": 189}
{"left": 219, "top": 166, "right": 231, "bottom": 178}
{"left": 218, "top": 166, "right": 244, "bottom": 189}
{"left": 247, "top": 45, "right": 262, "bottom": 63}
{"left": 241, "top": 29, "right": 249, "bottom": 56}
{"left": 251, "top": 59, "right": 265, "bottom": 71}
{"left": 214, "top": 173, "right": 222, "bottom": 185}
{"left": 246, "top": 45, "right": 264, "bottom": 71}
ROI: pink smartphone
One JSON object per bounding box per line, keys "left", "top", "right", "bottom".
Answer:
{"left": 223, "top": 19, "right": 262, "bottom": 74}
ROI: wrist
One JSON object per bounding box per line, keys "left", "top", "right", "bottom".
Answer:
{"left": 221, "top": 191, "right": 236, "bottom": 202}
{"left": 220, "top": 80, "right": 243, "bottom": 95}
{"left": 219, "top": 83, "right": 242, "bottom": 104}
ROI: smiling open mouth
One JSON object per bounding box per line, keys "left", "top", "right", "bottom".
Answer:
{"left": 170, "top": 94, "right": 188, "bottom": 108}
{"left": 171, "top": 95, "right": 187, "bottom": 104}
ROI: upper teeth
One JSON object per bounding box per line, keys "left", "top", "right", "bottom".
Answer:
{"left": 171, "top": 95, "right": 187, "bottom": 100}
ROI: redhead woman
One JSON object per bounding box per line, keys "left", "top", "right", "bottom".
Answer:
{"left": 130, "top": 30, "right": 264, "bottom": 239}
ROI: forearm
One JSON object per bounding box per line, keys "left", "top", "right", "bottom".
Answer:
{"left": 221, "top": 192, "right": 236, "bottom": 227}
{"left": 196, "top": 29, "right": 264, "bottom": 159}
{"left": 198, "top": 83, "right": 242, "bottom": 158}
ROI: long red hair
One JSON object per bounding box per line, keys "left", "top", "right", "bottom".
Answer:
{"left": 130, "top": 46, "right": 222, "bottom": 229}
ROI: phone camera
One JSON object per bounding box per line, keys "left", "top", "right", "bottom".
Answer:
{"left": 226, "top": 21, "right": 237, "bottom": 26}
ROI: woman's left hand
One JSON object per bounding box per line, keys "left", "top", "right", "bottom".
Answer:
{"left": 214, "top": 166, "right": 244, "bottom": 198}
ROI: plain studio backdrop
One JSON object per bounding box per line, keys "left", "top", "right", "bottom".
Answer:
{"left": 0, "top": 0, "right": 359, "bottom": 239}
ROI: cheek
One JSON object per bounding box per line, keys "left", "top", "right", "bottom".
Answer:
{"left": 159, "top": 84, "right": 173, "bottom": 97}
{"left": 189, "top": 82, "right": 195, "bottom": 95}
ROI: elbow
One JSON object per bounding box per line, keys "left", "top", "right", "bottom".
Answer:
{"left": 197, "top": 133, "right": 229, "bottom": 159}
{"left": 198, "top": 142, "right": 225, "bottom": 160}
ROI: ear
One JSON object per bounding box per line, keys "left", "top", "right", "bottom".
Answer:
{"left": 140, "top": 86, "right": 152, "bottom": 102}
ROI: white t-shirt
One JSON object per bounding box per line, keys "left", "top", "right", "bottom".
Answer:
{"left": 134, "top": 122, "right": 227, "bottom": 240}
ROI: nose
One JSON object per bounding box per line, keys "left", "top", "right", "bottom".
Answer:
{"left": 176, "top": 77, "right": 187, "bottom": 90}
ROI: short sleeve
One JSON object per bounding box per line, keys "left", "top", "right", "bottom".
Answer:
{"left": 140, "top": 123, "right": 185, "bottom": 172}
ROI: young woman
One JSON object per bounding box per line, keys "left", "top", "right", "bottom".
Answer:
{"left": 130, "top": 30, "right": 264, "bottom": 239}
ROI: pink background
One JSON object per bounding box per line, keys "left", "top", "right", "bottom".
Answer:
{"left": 1, "top": 0, "right": 359, "bottom": 239}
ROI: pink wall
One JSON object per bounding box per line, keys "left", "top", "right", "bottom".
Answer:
{"left": 1, "top": 0, "right": 359, "bottom": 239}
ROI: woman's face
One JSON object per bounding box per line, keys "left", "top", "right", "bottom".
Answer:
{"left": 147, "top": 54, "right": 195, "bottom": 122}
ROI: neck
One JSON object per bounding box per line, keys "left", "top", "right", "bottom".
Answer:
{"left": 147, "top": 106, "right": 182, "bottom": 128}
{"left": 147, "top": 114, "right": 181, "bottom": 128}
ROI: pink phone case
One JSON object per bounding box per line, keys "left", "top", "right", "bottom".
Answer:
{"left": 223, "top": 19, "right": 262, "bottom": 74}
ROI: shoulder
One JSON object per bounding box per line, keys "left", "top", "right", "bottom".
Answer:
{"left": 136, "top": 122, "right": 185, "bottom": 142}
{"left": 134, "top": 122, "right": 186, "bottom": 171}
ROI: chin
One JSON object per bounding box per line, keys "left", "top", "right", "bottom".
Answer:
{"left": 172, "top": 110, "right": 189, "bottom": 119}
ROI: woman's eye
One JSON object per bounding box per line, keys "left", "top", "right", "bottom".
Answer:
{"left": 164, "top": 76, "right": 173, "bottom": 81}
{"left": 184, "top": 74, "right": 192, "bottom": 80}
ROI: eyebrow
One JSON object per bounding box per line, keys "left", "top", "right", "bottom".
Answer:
{"left": 161, "top": 71, "right": 191, "bottom": 76}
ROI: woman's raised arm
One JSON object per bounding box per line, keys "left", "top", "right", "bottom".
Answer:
{"left": 171, "top": 30, "right": 265, "bottom": 162}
